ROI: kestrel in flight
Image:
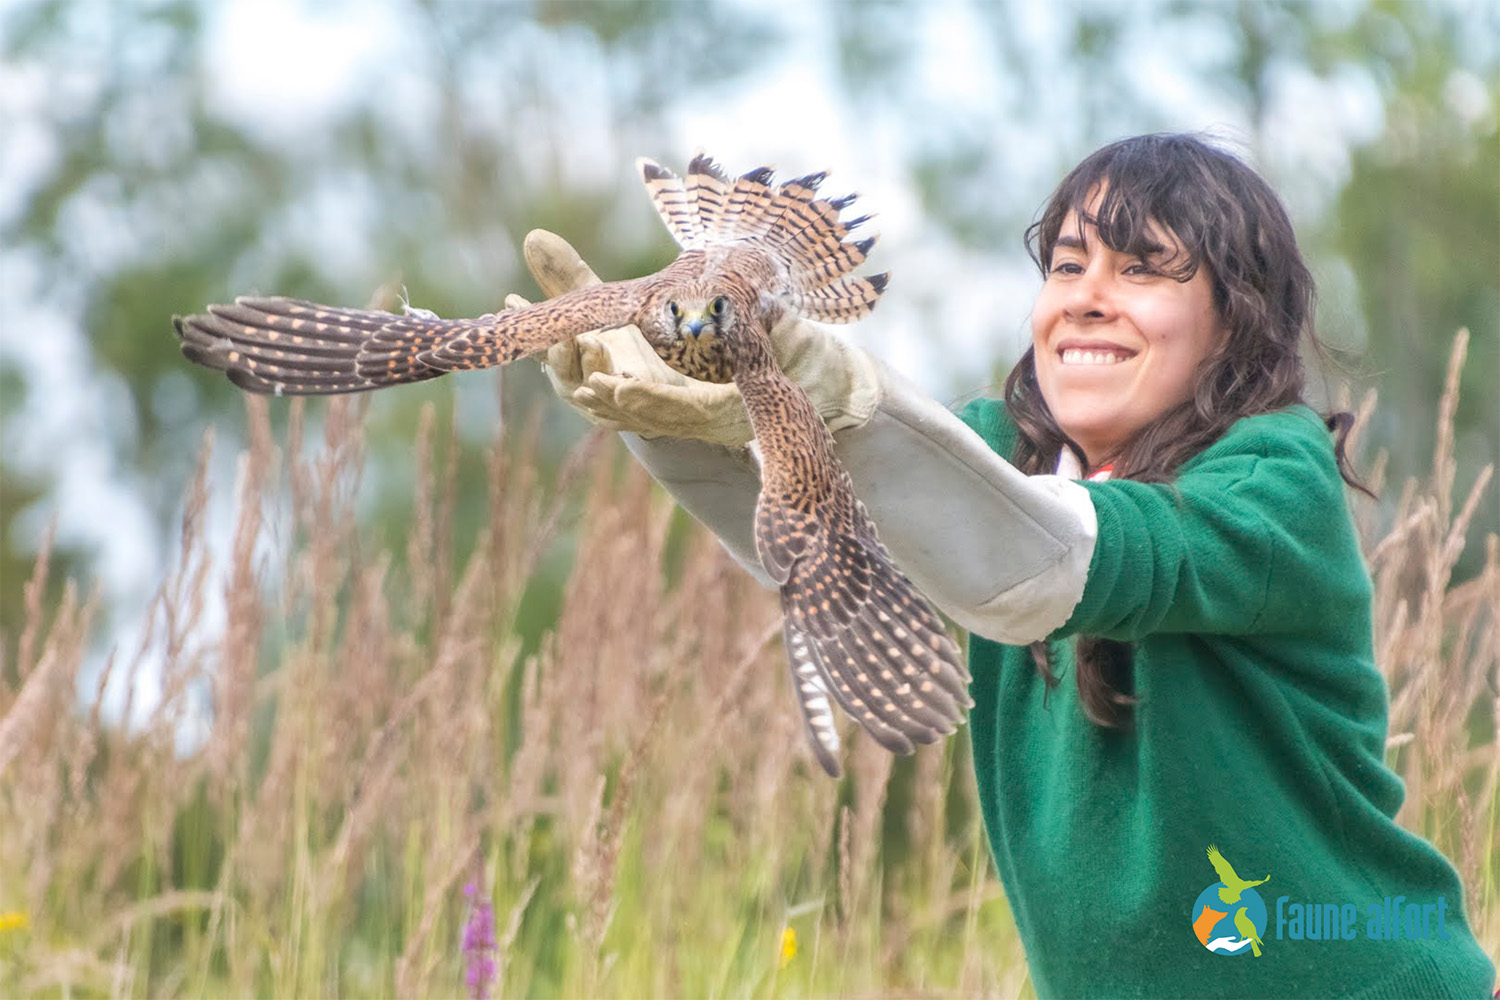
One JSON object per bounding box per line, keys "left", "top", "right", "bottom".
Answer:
{"left": 174, "top": 154, "right": 971, "bottom": 776}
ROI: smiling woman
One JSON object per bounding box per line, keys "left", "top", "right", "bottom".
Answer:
{"left": 965, "top": 135, "right": 1492, "bottom": 997}
{"left": 525, "top": 131, "right": 1497, "bottom": 998}
{"left": 1006, "top": 135, "right": 1330, "bottom": 490}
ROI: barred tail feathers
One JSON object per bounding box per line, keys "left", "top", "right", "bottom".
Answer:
{"left": 717, "top": 164, "right": 782, "bottom": 243}
{"left": 640, "top": 154, "right": 886, "bottom": 299}
{"left": 791, "top": 272, "right": 890, "bottom": 325}
{"left": 640, "top": 157, "right": 706, "bottom": 248}
{"left": 684, "top": 154, "right": 732, "bottom": 239}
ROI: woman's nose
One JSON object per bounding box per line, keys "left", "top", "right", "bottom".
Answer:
{"left": 1063, "top": 264, "right": 1114, "bottom": 322}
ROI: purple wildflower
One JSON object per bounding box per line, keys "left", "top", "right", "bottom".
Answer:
{"left": 463, "top": 881, "right": 498, "bottom": 1000}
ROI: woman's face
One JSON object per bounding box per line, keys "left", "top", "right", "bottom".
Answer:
{"left": 1031, "top": 200, "right": 1226, "bottom": 469}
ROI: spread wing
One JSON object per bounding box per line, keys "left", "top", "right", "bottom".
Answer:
{"left": 639, "top": 155, "right": 888, "bottom": 325}
{"left": 1206, "top": 844, "right": 1239, "bottom": 886}
{"left": 757, "top": 491, "right": 971, "bottom": 763}
{"left": 738, "top": 366, "right": 970, "bottom": 775}
{"left": 174, "top": 281, "right": 648, "bottom": 396}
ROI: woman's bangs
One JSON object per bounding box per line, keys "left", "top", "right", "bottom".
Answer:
{"left": 1037, "top": 144, "right": 1203, "bottom": 282}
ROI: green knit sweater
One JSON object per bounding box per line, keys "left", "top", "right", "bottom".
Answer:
{"left": 958, "top": 400, "right": 1494, "bottom": 999}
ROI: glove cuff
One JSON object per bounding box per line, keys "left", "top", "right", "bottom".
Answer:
{"left": 832, "top": 362, "right": 1096, "bottom": 643}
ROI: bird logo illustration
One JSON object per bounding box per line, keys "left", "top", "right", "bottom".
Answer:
{"left": 1207, "top": 844, "right": 1271, "bottom": 904}
{"left": 1234, "top": 908, "right": 1264, "bottom": 957}
{"left": 1191, "top": 845, "right": 1270, "bottom": 957}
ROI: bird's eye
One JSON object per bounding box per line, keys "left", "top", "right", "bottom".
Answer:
{"left": 709, "top": 296, "right": 728, "bottom": 317}
{"left": 667, "top": 301, "right": 680, "bottom": 319}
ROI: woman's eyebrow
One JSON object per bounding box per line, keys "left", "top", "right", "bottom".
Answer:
{"left": 1140, "top": 240, "right": 1180, "bottom": 261}
{"left": 1054, "top": 234, "right": 1087, "bottom": 250}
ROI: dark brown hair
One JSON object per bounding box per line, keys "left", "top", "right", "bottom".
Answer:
{"left": 1006, "top": 133, "right": 1367, "bottom": 727}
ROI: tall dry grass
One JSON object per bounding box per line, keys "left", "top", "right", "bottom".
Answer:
{"left": 0, "top": 332, "right": 1493, "bottom": 997}
{"left": 1352, "top": 331, "right": 1499, "bottom": 952}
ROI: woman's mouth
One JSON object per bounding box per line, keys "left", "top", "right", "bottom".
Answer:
{"left": 1059, "top": 346, "right": 1135, "bottom": 366}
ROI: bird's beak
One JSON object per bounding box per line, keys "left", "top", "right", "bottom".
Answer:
{"left": 680, "top": 309, "right": 709, "bottom": 338}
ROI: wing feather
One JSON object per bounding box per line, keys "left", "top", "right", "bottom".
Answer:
{"left": 176, "top": 283, "right": 647, "bottom": 395}
{"left": 792, "top": 618, "right": 917, "bottom": 757}
{"left": 175, "top": 297, "right": 452, "bottom": 395}
{"left": 423, "top": 281, "right": 646, "bottom": 370}
{"left": 824, "top": 621, "right": 945, "bottom": 742}
{"left": 741, "top": 363, "right": 969, "bottom": 760}
{"left": 782, "top": 623, "right": 843, "bottom": 777}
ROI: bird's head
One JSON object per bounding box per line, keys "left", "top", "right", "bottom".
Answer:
{"left": 633, "top": 285, "right": 743, "bottom": 382}
{"left": 662, "top": 293, "right": 734, "bottom": 344}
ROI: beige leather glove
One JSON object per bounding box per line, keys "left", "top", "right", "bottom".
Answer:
{"left": 521, "top": 230, "right": 882, "bottom": 446}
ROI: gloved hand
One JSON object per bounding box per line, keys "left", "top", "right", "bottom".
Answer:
{"left": 518, "top": 229, "right": 882, "bottom": 447}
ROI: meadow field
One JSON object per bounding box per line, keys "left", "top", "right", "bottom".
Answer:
{"left": 0, "top": 334, "right": 1494, "bottom": 998}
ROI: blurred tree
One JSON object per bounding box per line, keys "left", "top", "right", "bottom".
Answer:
{"left": 0, "top": 0, "right": 775, "bottom": 637}
{"left": 1193, "top": 0, "right": 1498, "bottom": 546}
{"left": 1326, "top": 3, "right": 1499, "bottom": 549}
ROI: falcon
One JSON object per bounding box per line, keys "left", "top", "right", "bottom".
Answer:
{"left": 174, "top": 154, "right": 971, "bottom": 776}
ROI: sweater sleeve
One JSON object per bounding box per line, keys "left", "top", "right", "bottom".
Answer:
{"left": 1056, "top": 408, "right": 1367, "bottom": 642}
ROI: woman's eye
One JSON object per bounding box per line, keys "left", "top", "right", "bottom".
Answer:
{"left": 1049, "top": 261, "right": 1084, "bottom": 276}
{"left": 1124, "top": 261, "right": 1159, "bottom": 277}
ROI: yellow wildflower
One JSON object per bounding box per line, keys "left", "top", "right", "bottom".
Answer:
{"left": 0, "top": 912, "right": 28, "bottom": 933}
{"left": 779, "top": 926, "right": 797, "bottom": 968}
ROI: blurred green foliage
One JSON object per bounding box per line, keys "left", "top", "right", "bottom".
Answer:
{"left": 1331, "top": 6, "right": 1499, "bottom": 515}
{"left": 2, "top": 0, "right": 1496, "bottom": 645}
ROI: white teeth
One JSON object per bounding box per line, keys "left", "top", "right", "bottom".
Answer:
{"left": 1061, "top": 348, "right": 1129, "bottom": 366}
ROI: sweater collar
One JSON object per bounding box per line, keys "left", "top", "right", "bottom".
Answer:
{"left": 1055, "top": 450, "right": 1114, "bottom": 482}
